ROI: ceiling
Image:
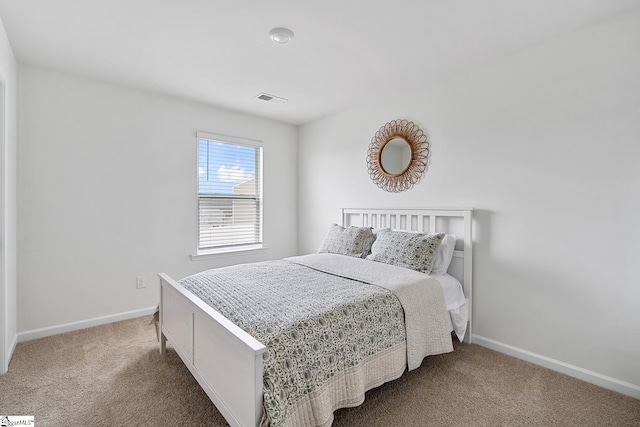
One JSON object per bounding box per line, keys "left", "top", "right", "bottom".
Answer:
{"left": 1, "top": 0, "right": 639, "bottom": 125}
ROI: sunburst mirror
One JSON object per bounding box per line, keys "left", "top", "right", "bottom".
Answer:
{"left": 366, "top": 119, "right": 430, "bottom": 192}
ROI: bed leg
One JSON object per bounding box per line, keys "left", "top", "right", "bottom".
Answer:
{"left": 160, "top": 332, "right": 167, "bottom": 355}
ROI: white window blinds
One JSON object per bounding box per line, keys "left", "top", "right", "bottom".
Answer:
{"left": 197, "top": 133, "right": 263, "bottom": 252}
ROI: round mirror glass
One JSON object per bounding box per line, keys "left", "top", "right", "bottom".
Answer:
{"left": 380, "top": 137, "right": 411, "bottom": 175}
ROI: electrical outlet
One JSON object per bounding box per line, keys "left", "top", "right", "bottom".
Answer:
{"left": 136, "top": 276, "right": 146, "bottom": 289}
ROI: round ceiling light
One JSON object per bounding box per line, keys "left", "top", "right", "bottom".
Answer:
{"left": 269, "top": 27, "right": 294, "bottom": 44}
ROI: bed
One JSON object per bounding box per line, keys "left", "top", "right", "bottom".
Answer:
{"left": 158, "top": 208, "right": 473, "bottom": 427}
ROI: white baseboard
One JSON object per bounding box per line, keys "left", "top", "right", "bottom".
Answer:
{"left": 17, "top": 306, "right": 157, "bottom": 343}
{"left": 473, "top": 334, "right": 640, "bottom": 400}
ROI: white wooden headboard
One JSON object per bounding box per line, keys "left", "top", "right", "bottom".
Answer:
{"left": 342, "top": 207, "right": 473, "bottom": 343}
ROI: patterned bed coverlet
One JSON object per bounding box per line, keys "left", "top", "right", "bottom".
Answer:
{"left": 179, "top": 253, "right": 452, "bottom": 427}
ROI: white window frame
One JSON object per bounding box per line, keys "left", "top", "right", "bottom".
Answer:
{"left": 193, "top": 131, "right": 264, "bottom": 258}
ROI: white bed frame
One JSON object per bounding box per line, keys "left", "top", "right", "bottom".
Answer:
{"left": 158, "top": 208, "right": 473, "bottom": 427}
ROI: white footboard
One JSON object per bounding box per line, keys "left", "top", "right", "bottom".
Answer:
{"left": 159, "top": 273, "right": 267, "bottom": 427}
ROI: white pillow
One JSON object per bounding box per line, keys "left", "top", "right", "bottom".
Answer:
{"left": 430, "top": 233, "right": 456, "bottom": 275}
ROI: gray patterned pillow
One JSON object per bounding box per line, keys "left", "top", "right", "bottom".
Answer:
{"left": 317, "top": 224, "right": 374, "bottom": 258}
{"left": 366, "top": 229, "right": 445, "bottom": 274}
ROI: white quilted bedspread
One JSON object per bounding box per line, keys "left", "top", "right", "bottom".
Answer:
{"left": 286, "top": 254, "right": 453, "bottom": 370}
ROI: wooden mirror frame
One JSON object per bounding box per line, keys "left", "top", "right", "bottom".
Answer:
{"left": 366, "top": 119, "right": 430, "bottom": 192}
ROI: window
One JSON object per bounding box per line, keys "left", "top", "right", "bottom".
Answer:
{"left": 197, "top": 132, "right": 263, "bottom": 254}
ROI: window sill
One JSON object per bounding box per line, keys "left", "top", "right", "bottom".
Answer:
{"left": 191, "top": 244, "right": 267, "bottom": 261}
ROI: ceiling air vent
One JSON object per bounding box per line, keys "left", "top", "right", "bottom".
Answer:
{"left": 255, "top": 92, "right": 288, "bottom": 104}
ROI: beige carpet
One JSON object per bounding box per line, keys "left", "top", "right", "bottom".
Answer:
{"left": 1, "top": 316, "right": 638, "bottom": 426}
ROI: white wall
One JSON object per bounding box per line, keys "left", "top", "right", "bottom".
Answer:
{"left": 17, "top": 65, "right": 298, "bottom": 334}
{"left": 0, "top": 15, "right": 17, "bottom": 373}
{"left": 298, "top": 11, "right": 640, "bottom": 392}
